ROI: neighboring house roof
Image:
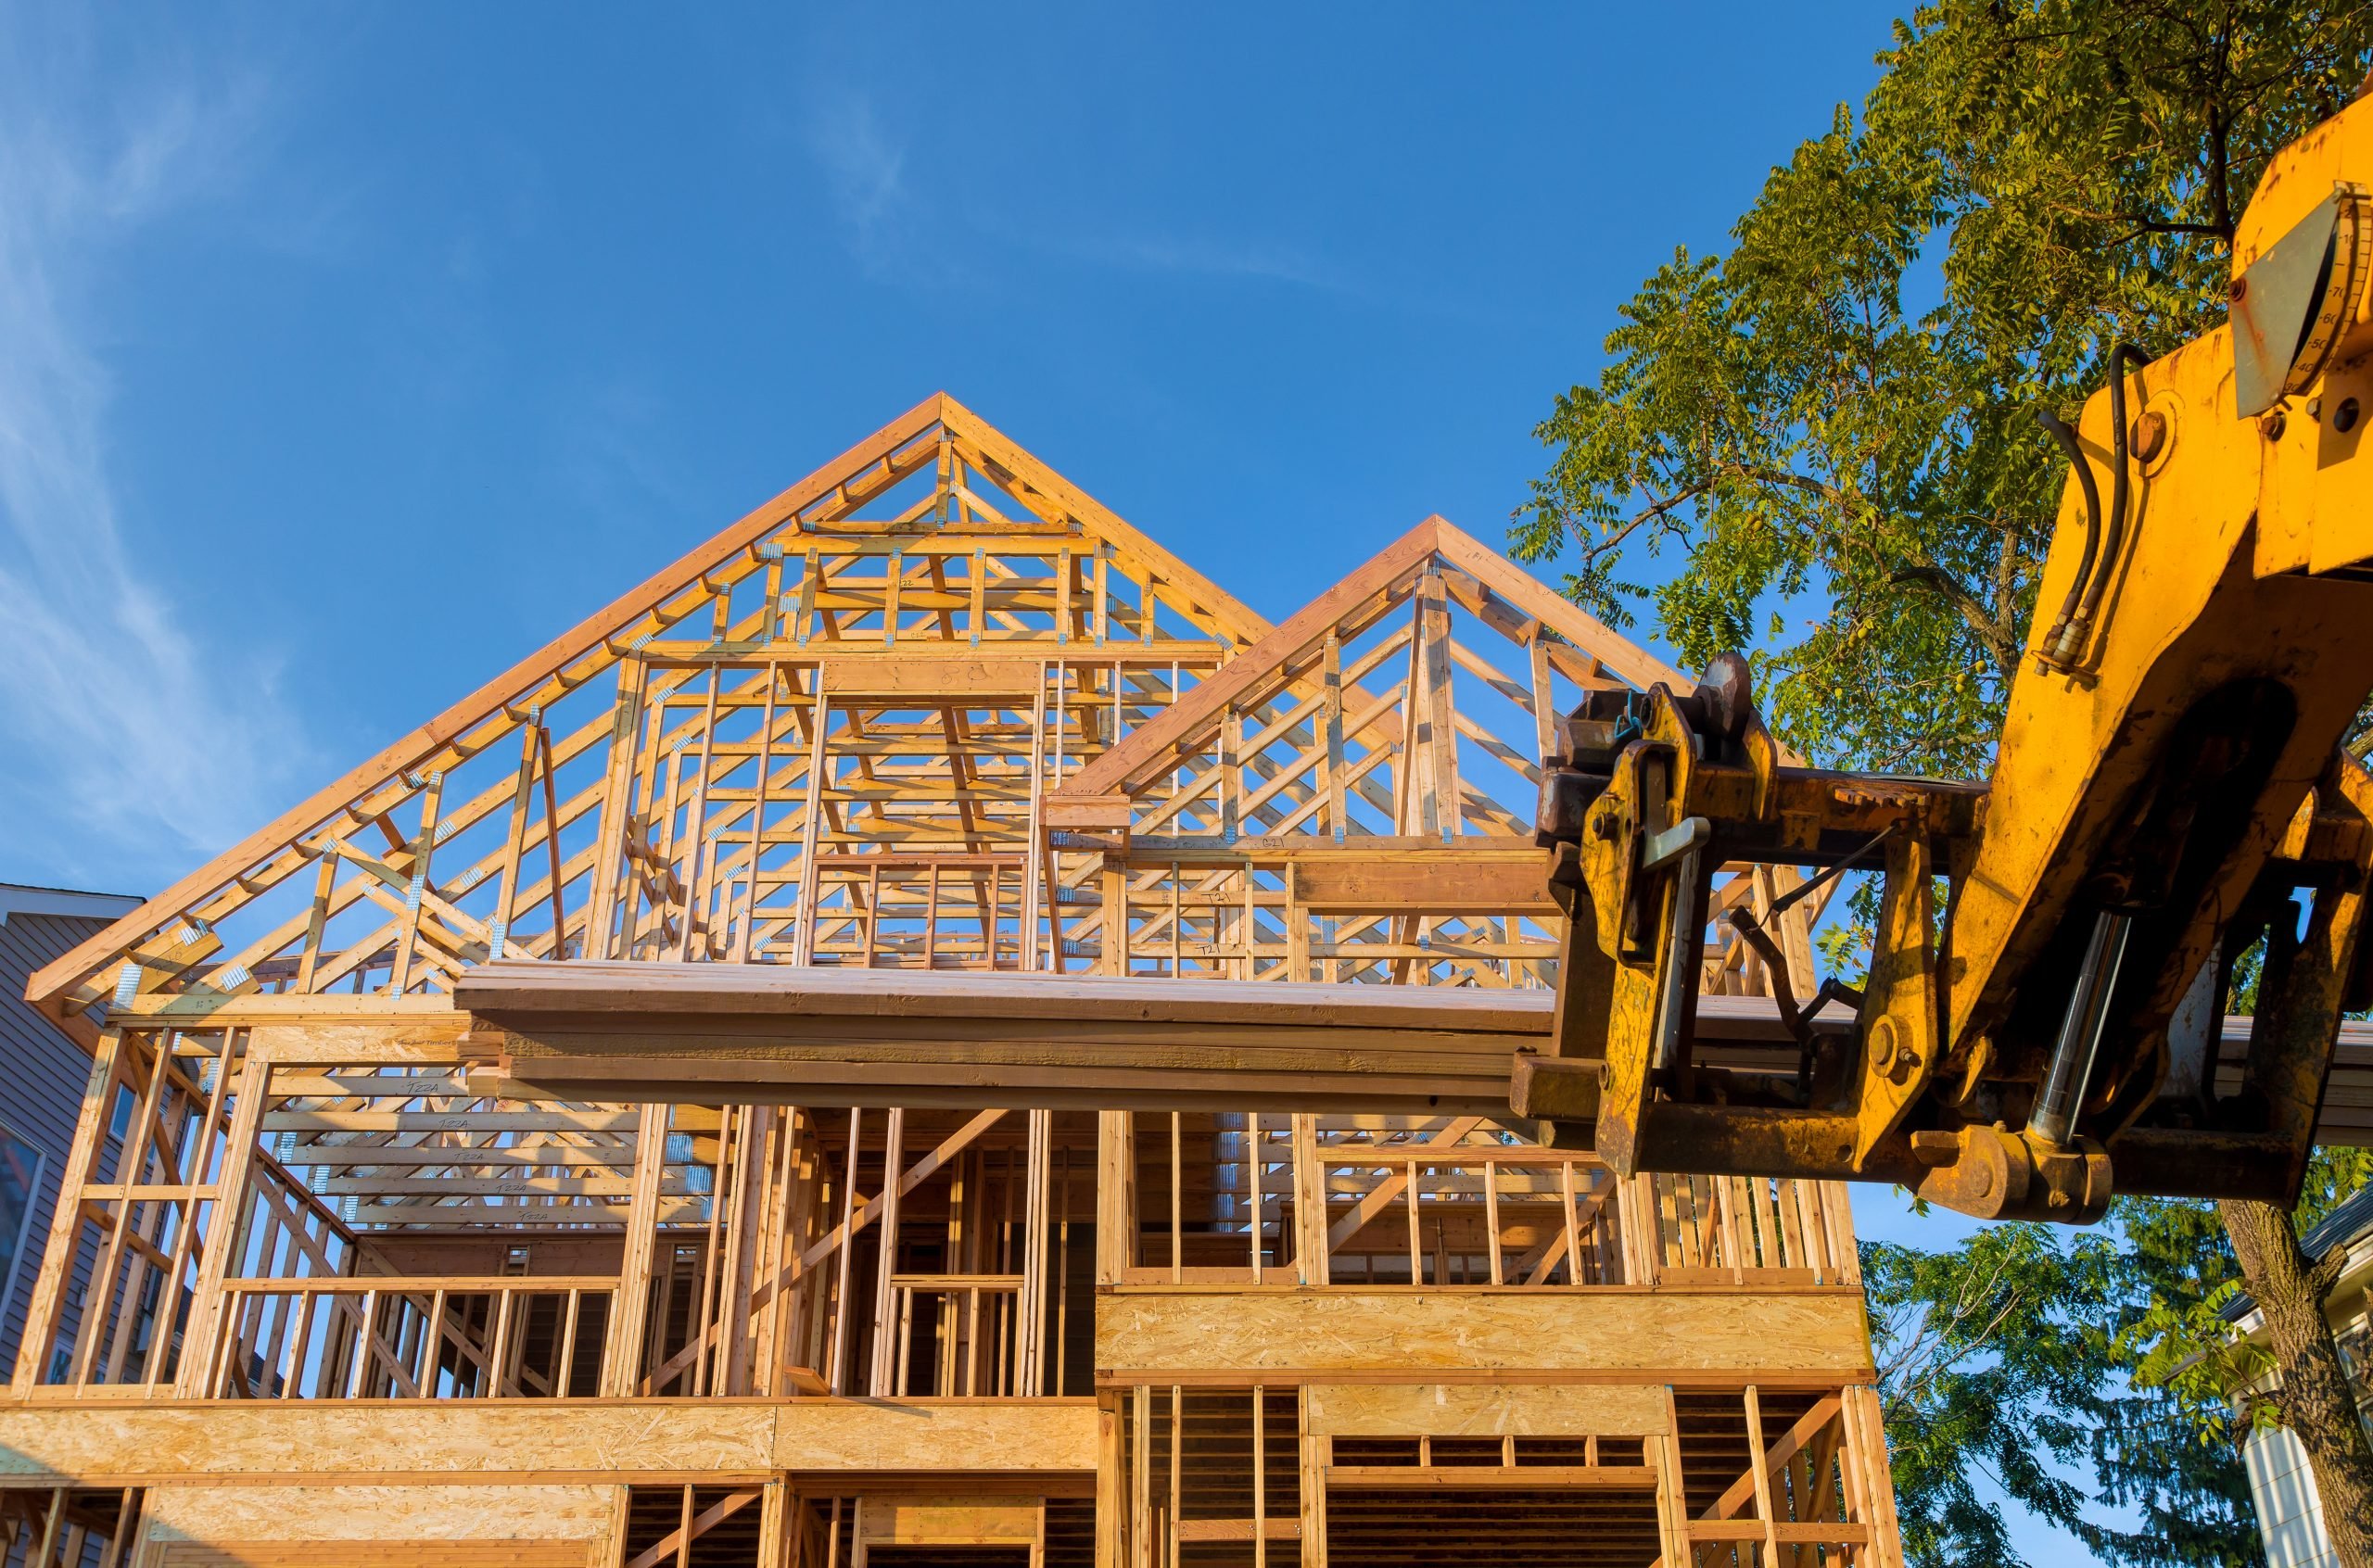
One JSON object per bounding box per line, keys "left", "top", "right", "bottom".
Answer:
{"left": 0, "top": 884, "right": 143, "bottom": 926}
{"left": 2220, "top": 1182, "right": 2373, "bottom": 1323}
{"left": 2301, "top": 1184, "right": 2373, "bottom": 1267}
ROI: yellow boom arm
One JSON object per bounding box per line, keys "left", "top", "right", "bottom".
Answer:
{"left": 1524, "top": 95, "right": 2373, "bottom": 1222}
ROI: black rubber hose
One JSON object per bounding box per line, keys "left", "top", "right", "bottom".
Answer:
{"left": 2075, "top": 342, "right": 2154, "bottom": 635}
{"left": 2036, "top": 406, "right": 2102, "bottom": 659}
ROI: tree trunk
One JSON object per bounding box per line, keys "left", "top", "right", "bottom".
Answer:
{"left": 2219, "top": 1196, "right": 2373, "bottom": 1568}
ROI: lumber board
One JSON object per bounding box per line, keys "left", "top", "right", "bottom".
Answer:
{"left": 0, "top": 1399, "right": 1098, "bottom": 1485}
{"left": 458, "top": 960, "right": 1555, "bottom": 1032}
{"left": 484, "top": 1056, "right": 1516, "bottom": 1117}
{"left": 153, "top": 1549, "right": 592, "bottom": 1567}
{"left": 1095, "top": 1288, "right": 1874, "bottom": 1380}
{"left": 1323, "top": 1463, "right": 1654, "bottom": 1488}
{"left": 1291, "top": 856, "right": 1554, "bottom": 914}
{"left": 817, "top": 656, "right": 1043, "bottom": 698}
{"left": 1303, "top": 1382, "right": 1669, "bottom": 1436}
{"left": 144, "top": 1484, "right": 612, "bottom": 1544}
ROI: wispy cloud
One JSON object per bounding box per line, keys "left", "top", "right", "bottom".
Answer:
{"left": 790, "top": 85, "right": 1502, "bottom": 331}
{"left": 0, "top": 30, "right": 313, "bottom": 882}
{"left": 808, "top": 94, "right": 907, "bottom": 250}
{"left": 805, "top": 89, "right": 961, "bottom": 285}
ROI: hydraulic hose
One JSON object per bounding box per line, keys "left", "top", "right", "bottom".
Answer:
{"left": 2035, "top": 407, "right": 2101, "bottom": 663}
{"left": 2069, "top": 343, "right": 2154, "bottom": 646}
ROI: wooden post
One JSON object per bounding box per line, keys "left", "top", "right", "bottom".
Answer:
{"left": 491, "top": 720, "right": 544, "bottom": 960}
{"left": 1098, "top": 864, "right": 1126, "bottom": 978}
{"left": 171, "top": 1041, "right": 273, "bottom": 1397}
{"left": 1419, "top": 566, "right": 1458, "bottom": 841}
{"left": 1290, "top": 1115, "right": 1329, "bottom": 1287}
{"left": 1322, "top": 631, "right": 1347, "bottom": 845}
{"left": 1095, "top": 1395, "right": 1125, "bottom": 1568}
{"left": 866, "top": 1107, "right": 905, "bottom": 1397}
{"left": 674, "top": 668, "right": 722, "bottom": 962}
{"left": 15, "top": 1024, "right": 125, "bottom": 1391}
{"left": 32, "top": 1489, "right": 64, "bottom": 1568}
{"left": 1743, "top": 1384, "right": 1783, "bottom": 1568}
{"left": 755, "top": 1480, "right": 789, "bottom": 1568}
{"left": 1823, "top": 1180, "right": 1860, "bottom": 1286}
{"left": 1251, "top": 1385, "right": 1268, "bottom": 1568}
{"left": 388, "top": 769, "right": 446, "bottom": 993}
{"left": 1299, "top": 1385, "right": 1329, "bottom": 1568}
{"left": 586, "top": 661, "right": 651, "bottom": 960}
{"left": 1248, "top": 1112, "right": 1264, "bottom": 1283}
{"left": 1023, "top": 664, "right": 1049, "bottom": 971}
{"left": 603, "top": 1102, "right": 670, "bottom": 1396}
{"left": 829, "top": 1109, "right": 863, "bottom": 1394}
{"left": 1845, "top": 1384, "right": 1905, "bottom": 1566}
{"left": 792, "top": 675, "right": 833, "bottom": 965}
{"left": 1096, "top": 1112, "right": 1133, "bottom": 1284}
{"left": 1529, "top": 628, "right": 1556, "bottom": 765}
{"left": 1019, "top": 1108, "right": 1053, "bottom": 1395}
{"left": 1656, "top": 1384, "right": 1691, "bottom": 1566}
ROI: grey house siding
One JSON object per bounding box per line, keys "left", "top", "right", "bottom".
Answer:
{"left": 0, "top": 910, "right": 114, "bottom": 1373}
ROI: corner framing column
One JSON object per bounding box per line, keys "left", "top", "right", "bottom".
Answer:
{"left": 12, "top": 1025, "right": 126, "bottom": 1392}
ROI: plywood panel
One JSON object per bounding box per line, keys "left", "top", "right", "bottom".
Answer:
{"left": 857, "top": 1497, "right": 1041, "bottom": 1544}
{"left": 1097, "top": 1289, "right": 1875, "bottom": 1380}
{"left": 146, "top": 1483, "right": 612, "bottom": 1541}
{"left": 774, "top": 1401, "right": 1098, "bottom": 1473}
{"left": 0, "top": 1400, "right": 1096, "bottom": 1483}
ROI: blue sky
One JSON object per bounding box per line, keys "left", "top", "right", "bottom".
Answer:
{"left": 0, "top": 1, "right": 1918, "bottom": 893}
{"left": 0, "top": 6, "right": 2115, "bottom": 1559}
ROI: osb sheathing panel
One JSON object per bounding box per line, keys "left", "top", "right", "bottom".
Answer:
{"left": 145, "top": 1484, "right": 614, "bottom": 1542}
{"left": 0, "top": 1399, "right": 1098, "bottom": 1484}
{"left": 1097, "top": 1289, "right": 1874, "bottom": 1378}
{"left": 1304, "top": 1382, "right": 1669, "bottom": 1436}
{"left": 858, "top": 1498, "right": 1043, "bottom": 1544}
{"left": 771, "top": 1400, "right": 1096, "bottom": 1471}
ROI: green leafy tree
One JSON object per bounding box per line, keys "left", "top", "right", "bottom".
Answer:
{"left": 1865, "top": 1208, "right": 2265, "bottom": 1567}
{"left": 1512, "top": 1, "right": 2371, "bottom": 772}
{"left": 2125, "top": 1153, "right": 2373, "bottom": 1427}
{"left": 1515, "top": 1, "right": 2373, "bottom": 1561}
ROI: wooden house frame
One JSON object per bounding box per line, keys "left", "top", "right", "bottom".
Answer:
{"left": 4, "top": 397, "right": 1903, "bottom": 1567}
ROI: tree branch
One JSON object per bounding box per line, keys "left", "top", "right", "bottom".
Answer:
{"left": 1889, "top": 564, "right": 2022, "bottom": 663}
{"left": 1570, "top": 481, "right": 1716, "bottom": 571}
{"left": 2306, "top": 1240, "right": 2351, "bottom": 1303}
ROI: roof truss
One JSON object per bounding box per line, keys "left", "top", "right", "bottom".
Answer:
{"left": 1034, "top": 516, "right": 1826, "bottom": 991}
{"left": 36, "top": 394, "right": 1263, "bottom": 1015}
